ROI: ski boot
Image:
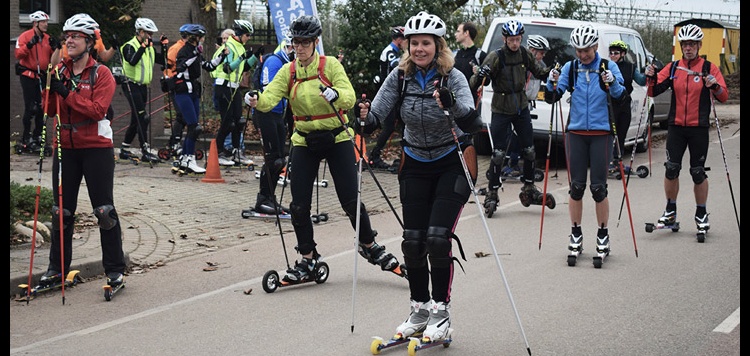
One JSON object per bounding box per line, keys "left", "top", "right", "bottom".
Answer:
{"left": 118, "top": 144, "right": 140, "bottom": 164}
{"left": 358, "top": 240, "right": 407, "bottom": 278}
{"left": 218, "top": 151, "right": 235, "bottom": 167}
{"left": 483, "top": 187, "right": 499, "bottom": 218}
{"left": 646, "top": 210, "right": 680, "bottom": 233}
{"left": 283, "top": 256, "right": 318, "bottom": 282}
{"left": 18, "top": 270, "right": 82, "bottom": 300}
{"left": 370, "top": 299, "right": 431, "bottom": 354}
{"left": 252, "top": 193, "right": 289, "bottom": 215}
{"left": 593, "top": 234, "right": 610, "bottom": 268}
{"left": 407, "top": 300, "right": 453, "bottom": 353}
{"left": 140, "top": 144, "right": 160, "bottom": 163}
{"left": 519, "top": 183, "right": 555, "bottom": 209}
{"left": 176, "top": 155, "right": 206, "bottom": 176}
{"left": 262, "top": 251, "right": 329, "bottom": 293}
{"left": 695, "top": 213, "right": 710, "bottom": 243}
{"left": 567, "top": 233, "right": 584, "bottom": 266}
{"left": 232, "top": 148, "right": 255, "bottom": 169}
{"left": 103, "top": 272, "right": 126, "bottom": 301}
{"left": 369, "top": 157, "right": 392, "bottom": 171}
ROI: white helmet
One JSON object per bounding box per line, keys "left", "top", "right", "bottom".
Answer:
{"left": 135, "top": 18, "right": 158, "bottom": 32}
{"left": 404, "top": 11, "right": 446, "bottom": 37}
{"left": 569, "top": 24, "right": 599, "bottom": 49}
{"left": 63, "top": 13, "right": 99, "bottom": 36}
{"left": 233, "top": 19, "right": 254, "bottom": 36}
{"left": 527, "top": 35, "right": 549, "bottom": 50}
{"left": 677, "top": 24, "right": 704, "bottom": 42}
{"left": 29, "top": 11, "right": 49, "bottom": 22}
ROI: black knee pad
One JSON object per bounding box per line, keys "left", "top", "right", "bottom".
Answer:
{"left": 491, "top": 149, "right": 505, "bottom": 165}
{"left": 590, "top": 183, "right": 608, "bottom": 203}
{"left": 289, "top": 202, "right": 310, "bottom": 227}
{"left": 689, "top": 166, "right": 707, "bottom": 184}
{"left": 93, "top": 205, "right": 119, "bottom": 230}
{"left": 426, "top": 226, "right": 453, "bottom": 268}
{"left": 569, "top": 182, "right": 586, "bottom": 201}
{"left": 401, "top": 229, "right": 427, "bottom": 268}
{"left": 187, "top": 124, "right": 202, "bottom": 141}
{"left": 51, "top": 206, "right": 73, "bottom": 231}
{"left": 664, "top": 161, "right": 681, "bottom": 180}
{"left": 264, "top": 154, "right": 286, "bottom": 176}
{"left": 522, "top": 146, "right": 535, "bottom": 162}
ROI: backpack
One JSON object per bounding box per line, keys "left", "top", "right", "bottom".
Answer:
{"left": 391, "top": 69, "right": 448, "bottom": 133}
{"left": 494, "top": 46, "right": 530, "bottom": 72}
{"left": 287, "top": 55, "right": 332, "bottom": 93}
{"left": 567, "top": 58, "right": 610, "bottom": 93}
{"left": 668, "top": 59, "right": 711, "bottom": 81}
{"left": 252, "top": 52, "right": 282, "bottom": 92}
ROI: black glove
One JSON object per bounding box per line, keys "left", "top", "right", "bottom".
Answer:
{"left": 253, "top": 45, "right": 264, "bottom": 58}
{"left": 455, "top": 110, "right": 483, "bottom": 134}
{"left": 50, "top": 76, "right": 70, "bottom": 99}
{"left": 49, "top": 36, "right": 60, "bottom": 50}
{"left": 26, "top": 35, "right": 40, "bottom": 49}
{"left": 437, "top": 87, "right": 455, "bottom": 108}
{"left": 240, "top": 49, "right": 253, "bottom": 60}
{"left": 222, "top": 62, "right": 232, "bottom": 74}
{"left": 544, "top": 87, "right": 560, "bottom": 104}
{"left": 477, "top": 65, "right": 491, "bottom": 79}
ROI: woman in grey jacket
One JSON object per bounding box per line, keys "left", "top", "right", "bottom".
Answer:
{"left": 356, "top": 11, "right": 482, "bottom": 344}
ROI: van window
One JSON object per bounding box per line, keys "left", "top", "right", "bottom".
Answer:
{"left": 484, "top": 24, "right": 576, "bottom": 66}
{"left": 622, "top": 34, "right": 647, "bottom": 72}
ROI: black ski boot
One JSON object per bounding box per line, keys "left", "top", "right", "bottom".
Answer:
{"left": 483, "top": 188, "right": 499, "bottom": 218}
{"left": 358, "top": 239, "right": 406, "bottom": 278}
{"left": 39, "top": 270, "right": 62, "bottom": 287}
{"left": 253, "top": 193, "right": 289, "bottom": 215}
{"left": 140, "top": 144, "right": 160, "bottom": 163}
{"left": 519, "top": 183, "right": 555, "bottom": 209}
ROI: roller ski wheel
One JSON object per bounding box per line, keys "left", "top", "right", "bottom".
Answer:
{"left": 157, "top": 148, "right": 171, "bottom": 161}
{"left": 194, "top": 149, "right": 205, "bottom": 161}
{"left": 261, "top": 261, "right": 330, "bottom": 293}
{"left": 696, "top": 230, "right": 707, "bottom": 243}
{"left": 311, "top": 213, "right": 329, "bottom": 224}
{"left": 315, "top": 179, "right": 329, "bottom": 188}
{"left": 17, "top": 270, "right": 82, "bottom": 300}
{"left": 644, "top": 221, "right": 680, "bottom": 233}
{"left": 635, "top": 165, "right": 649, "bottom": 178}
{"left": 223, "top": 163, "right": 255, "bottom": 171}
{"left": 567, "top": 249, "right": 582, "bottom": 267}
{"left": 592, "top": 251, "right": 609, "bottom": 269}
{"left": 406, "top": 331, "right": 453, "bottom": 356}
{"left": 370, "top": 333, "right": 422, "bottom": 355}
{"left": 519, "top": 187, "right": 555, "bottom": 209}
{"left": 484, "top": 201, "right": 497, "bottom": 218}
{"left": 533, "top": 168, "right": 545, "bottom": 182}
{"left": 103, "top": 279, "right": 126, "bottom": 301}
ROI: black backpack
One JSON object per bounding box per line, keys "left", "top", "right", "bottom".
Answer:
{"left": 567, "top": 58, "right": 609, "bottom": 93}
{"left": 252, "top": 52, "right": 282, "bottom": 92}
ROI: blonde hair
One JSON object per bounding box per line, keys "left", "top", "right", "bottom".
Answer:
{"left": 398, "top": 35, "right": 454, "bottom": 77}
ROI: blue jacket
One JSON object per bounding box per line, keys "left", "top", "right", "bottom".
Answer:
{"left": 260, "top": 50, "right": 291, "bottom": 114}
{"left": 547, "top": 53, "right": 624, "bottom": 132}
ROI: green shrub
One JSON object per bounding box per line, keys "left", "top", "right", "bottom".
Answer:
{"left": 10, "top": 181, "right": 54, "bottom": 236}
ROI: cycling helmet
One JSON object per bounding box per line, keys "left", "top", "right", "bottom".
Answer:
{"left": 63, "top": 13, "right": 99, "bottom": 36}
{"left": 135, "top": 18, "right": 158, "bottom": 33}
{"left": 609, "top": 40, "right": 628, "bottom": 52}
{"left": 527, "top": 35, "right": 549, "bottom": 50}
{"left": 391, "top": 26, "right": 405, "bottom": 38}
{"left": 404, "top": 11, "right": 446, "bottom": 37}
{"left": 569, "top": 24, "right": 599, "bottom": 49}
{"left": 290, "top": 16, "right": 322, "bottom": 39}
{"left": 29, "top": 11, "right": 49, "bottom": 22}
{"left": 677, "top": 24, "right": 704, "bottom": 42}
{"left": 281, "top": 31, "right": 293, "bottom": 47}
{"left": 501, "top": 20, "right": 524, "bottom": 37}
{"left": 233, "top": 19, "right": 254, "bottom": 36}
{"left": 184, "top": 24, "right": 206, "bottom": 37}
{"left": 179, "top": 24, "right": 191, "bottom": 36}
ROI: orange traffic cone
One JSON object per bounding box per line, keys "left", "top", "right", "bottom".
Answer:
{"left": 354, "top": 134, "right": 367, "bottom": 163}
{"left": 201, "top": 139, "right": 225, "bottom": 183}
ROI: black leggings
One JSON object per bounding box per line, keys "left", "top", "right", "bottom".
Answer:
{"left": 121, "top": 82, "right": 150, "bottom": 147}
{"left": 49, "top": 147, "right": 126, "bottom": 275}
{"left": 20, "top": 75, "right": 44, "bottom": 142}
{"left": 255, "top": 110, "right": 287, "bottom": 197}
{"left": 214, "top": 85, "right": 245, "bottom": 152}
{"left": 289, "top": 139, "right": 375, "bottom": 255}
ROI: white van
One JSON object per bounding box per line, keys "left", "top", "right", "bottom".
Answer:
{"left": 474, "top": 17, "right": 653, "bottom": 157}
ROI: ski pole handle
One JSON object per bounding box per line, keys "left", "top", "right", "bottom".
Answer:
{"left": 360, "top": 93, "right": 366, "bottom": 126}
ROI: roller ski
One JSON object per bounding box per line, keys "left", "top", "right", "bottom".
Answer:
{"left": 262, "top": 252, "right": 329, "bottom": 293}
{"left": 592, "top": 234, "right": 610, "bottom": 269}
{"left": 483, "top": 188, "right": 499, "bottom": 218}
{"left": 694, "top": 213, "right": 710, "bottom": 243}
{"left": 158, "top": 143, "right": 204, "bottom": 164}
{"left": 407, "top": 301, "right": 453, "bottom": 355}
{"left": 608, "top": 163, "right": 649, "bottom": 180}
{"left": 102, "top": 272, "right": 126, "bottom": 301}
{"left": 241, "top": 194, "right": 292, "bottom": 220}
{"left": 566, "top": 232, "right": 583, "bottom": 267}
{"left": 370, "top": 300, "right": 430, "bottom": 354}
{"left": 359, "top": 240, "right": 408, "bottom": 279}
{"left": 14, "top": 138, "right": 52, "bottom": 157}
{"left": 645, "top": 210, "right": 680, "bottom": 233}
{"left": 519, "top": 183, "right": 555, "bottom": 209}
{"left": 17, "top": 270, "right": 81, "bottom": 300}
{"left": 501, "top": 167, "right": 544, "bottom": 183}
{"left": 171, "top": 154, "right": 206, "bottom": 176}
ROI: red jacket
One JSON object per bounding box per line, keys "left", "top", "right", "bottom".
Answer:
{"left": 648, "top": 57, "right": 728, "bottom": 127}
{"left": 15, "top": 28, "right": 54, "bottom": 80}
{"left": 46, "top": 56, "right": 116, "bottom": 149}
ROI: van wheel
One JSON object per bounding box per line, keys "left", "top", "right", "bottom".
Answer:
{"left": 473, "top": 132, "right": 492, "bottom": 156}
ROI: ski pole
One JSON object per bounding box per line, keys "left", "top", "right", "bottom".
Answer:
{"left": 256, "top": 123, "right": 291, "bottom": 269}
{"left": 539, "top": 63, "right": 559, "bottom": 250}
{"left": 52, "top": 67, "right": 67, "bottom": 304}
{"left": 320, "top": 85, "right": 404, "bottom": 229}
{"left": 434, "top": 80, "right": 532, "bottom": 355}
{"left": 617, "top": 94, "right": 649, "bottom": 227}
{"left": 25, "top": 63, "right": 54, "bottom": 304}
{"left": 602, "top": 63, "right": 638, "bottom": 258}
{"left": 709, "top": 95, "right": 740, "bottom": 234}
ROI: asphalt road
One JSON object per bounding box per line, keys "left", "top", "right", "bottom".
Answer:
{"left": 10, "top": 104, "right": 740, "bottom": 355}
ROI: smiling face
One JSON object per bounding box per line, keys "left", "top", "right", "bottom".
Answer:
{"left": 64, "top": 31, "right": 89, "bottom": 58}
{"left": 576, "top": 44, "right": 598, "bottom": 65}
{"left": 408, "top": 34, "right": 436, "bottom": 68}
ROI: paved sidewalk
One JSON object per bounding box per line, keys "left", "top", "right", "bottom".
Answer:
{"left": 9, "top": 150, "right": 405, "bottom": 297}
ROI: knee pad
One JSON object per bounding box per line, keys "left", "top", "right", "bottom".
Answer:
{"left": 522, "top": 146, "right": 535, "bottom": 162}
{"left": 689, "top": 166, "right": 707, "bottom": 184}
{"left": 590, "top": 183, "right": 608, "bottom": 203}
{"left": 187, "top": 124, "right": 202, "bottom": 141}
{"left": 264, "top": 154, "right": 286, "bottom": 176}
{"left": 93, "top": 205, "right": 118, "bottom": 230}
{"left": 426, "top": 226, "right": 453, "bottom": 268}
{"left": 401, "top": 230, "right": 427, "bottom": 268}
{"left": 142, "top": 113, "right": 151, "bottom": 125}
{"left": 289, "top": 202, "right": 310, "bottom": 227}
{"left": 51, "top": 206, "right": 73, "bottom": 231}
{"left": 491, "top": 149, "right": 506, "bottom": 165}
{"left": 569, "top": 182, "right": 586, "bottom": 201}
{"left": 664, "top": 161, "right": 681, "bottom": 180}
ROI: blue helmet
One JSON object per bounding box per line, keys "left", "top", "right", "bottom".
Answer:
{"left": 184, "top": 24, "right": 206, "bottom": 37}
{"left": 502, "top": 20, "right": 524, "bottom": 37}
{"left": 179, "top": 24, "right": 191, "bottom": 36}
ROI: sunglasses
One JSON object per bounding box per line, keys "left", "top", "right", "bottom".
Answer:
{"left": 609, "top": 51, "right": 622, "bottom": 56}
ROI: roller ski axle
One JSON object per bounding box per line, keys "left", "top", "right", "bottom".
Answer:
{"left": 103, "top": 272, "right": 126, "bottom": 301}
{"left": 519, "top": 183, "right": 555, "bottom": 209}
{"left": 262, "top": 254, "right": 329, "bottom": 293}
{"left": 17, "top": 270, "right": 81, "bottom": 300}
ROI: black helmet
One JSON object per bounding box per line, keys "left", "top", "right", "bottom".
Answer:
{"left": 290, "top": 15, "right": 322, "bottom": 39}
